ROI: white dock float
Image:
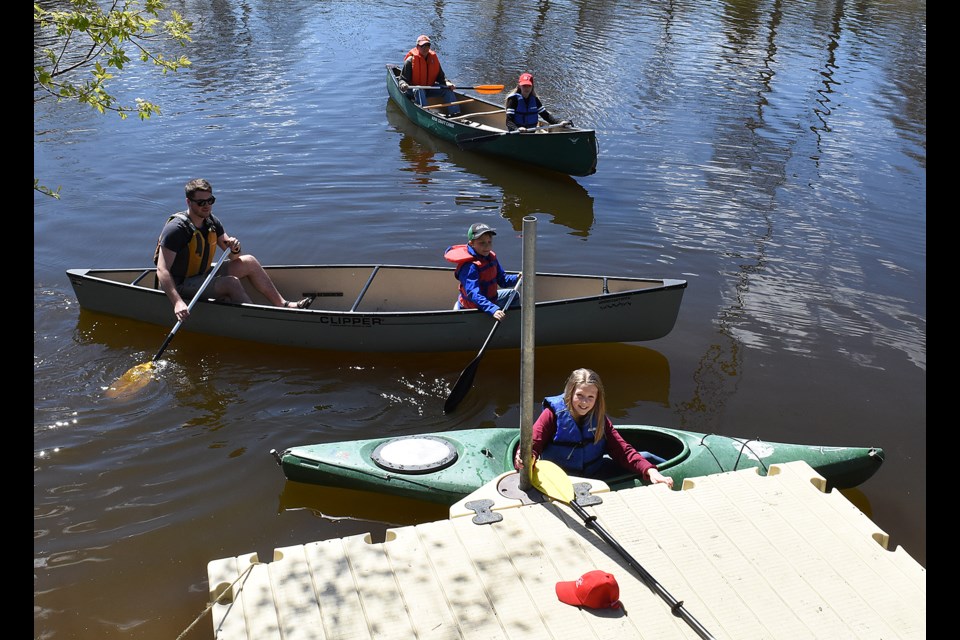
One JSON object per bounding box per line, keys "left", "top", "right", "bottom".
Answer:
{"left": 207, "top": 461, "right": 925, "bottom": 639}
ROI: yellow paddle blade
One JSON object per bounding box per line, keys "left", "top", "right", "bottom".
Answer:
{"left": 472, "top": 84, "right": 504, "bottom": 94}
{"left": 530, "top": 459, "right": 575, "bottom": 503}
{"left": 104, "top": 361, "right": 156, "bottom": 399}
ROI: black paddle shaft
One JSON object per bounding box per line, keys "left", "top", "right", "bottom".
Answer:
{"left": 455, "top": 131, "right": 508, "bottom": 150}
{"left": 456, "top": 123, "right": 571, "bottom": 150}
{"left": 569, "top": 501, "right": 716, "bottom": 640}
{"left": 151, "top": 249, "right": 230, "bottom": 362}
{"left": 443, "top": 276, "right": 522, "bottom": 414}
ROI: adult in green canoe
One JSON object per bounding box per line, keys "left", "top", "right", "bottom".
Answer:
{"left": 397, "top": 34, "right": 461, "bottom": 116}
{"left": 515, "top": 368, "right": 674, "bottom": 488}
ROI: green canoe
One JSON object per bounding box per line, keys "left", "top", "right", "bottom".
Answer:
{"left": 271, "top": 426, "right": 884, "bottom": 505}
{"left": 385, "top": 64, "right": 599, "bottom": 177}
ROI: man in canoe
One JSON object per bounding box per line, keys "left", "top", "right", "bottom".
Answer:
{"left": 505, "top": 72, "right": 572, "bottom": 132}
{"left": 514, "top": 368, "right": 674, "bottom": 488}
{"left": 397, "top": 34, "right": 461, "bottom": 116}
{"left": 444, "top": 222, "right": 520, "bottom": 321}
{"left": 154, "top": 178, "right": 310, "bottom": 322}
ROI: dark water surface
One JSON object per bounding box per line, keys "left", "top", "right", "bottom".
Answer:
{"left": 34, "top": 1, "right": 925, "bottom": 638}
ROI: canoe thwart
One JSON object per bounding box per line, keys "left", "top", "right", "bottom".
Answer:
{"left": 449, "top": 109, "right": 505, "bottom": 121}
{"left": 423, "top": 99, "right": 475, "bottom": 110}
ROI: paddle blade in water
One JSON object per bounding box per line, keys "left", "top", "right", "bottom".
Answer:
{"left": 530, "top": 459, "right": 575, "bottom": 503}
{"left": 104, "top": 362, "right": 155, "bottom": 398}
{"left": 443, "top": 359, "right": 479, "bottom": 414}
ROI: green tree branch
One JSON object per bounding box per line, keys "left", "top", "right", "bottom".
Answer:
{"left": 34, "top": 0, "right": 193, "bottom": 198}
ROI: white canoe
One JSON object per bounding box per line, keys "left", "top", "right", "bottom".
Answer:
{"left": 66, "top": 264, "right": 686, "bottom": 353}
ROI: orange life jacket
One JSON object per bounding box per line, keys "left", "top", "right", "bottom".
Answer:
{"left": 404, "top": 48, "right": 441, "bottom": 86}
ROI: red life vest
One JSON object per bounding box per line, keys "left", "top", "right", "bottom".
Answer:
{"left": 404, "top": 47, "right": 441, "bottom": 86}
{"left": 444, "top": 244, "right": 499, "bottom": 309}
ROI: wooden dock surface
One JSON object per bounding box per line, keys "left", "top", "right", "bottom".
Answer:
{"left": 207, "top": 461, "right": 925, "bottom": 639}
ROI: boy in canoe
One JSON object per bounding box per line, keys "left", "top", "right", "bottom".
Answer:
{"left": 444, "top": 222, "right": 520, "bottom": 321}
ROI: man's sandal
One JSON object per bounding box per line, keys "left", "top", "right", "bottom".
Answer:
{"left": 285, "top": 297, "right": 313, "bottom": 309}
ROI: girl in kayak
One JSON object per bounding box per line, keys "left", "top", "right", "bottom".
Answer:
{"left": 515, "top": 368, "right": 674, "bottom": 488}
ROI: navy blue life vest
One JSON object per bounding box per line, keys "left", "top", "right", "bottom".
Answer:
{"left": 539, "top": 394, "right": 607, "bottom": 475}
{"left": 508, "top": 93, "right": 541, "bottom": 127}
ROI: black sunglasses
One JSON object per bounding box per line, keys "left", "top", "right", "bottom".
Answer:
{"left": 418, "top": 42, "right": 431, "bottom": 48}
{"left": 188, "top": 196, "right": 216, "bottom": 206}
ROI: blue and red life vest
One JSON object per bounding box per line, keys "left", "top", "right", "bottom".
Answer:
{"left": 444, "top": 244, "right": 500, "bottom": 309}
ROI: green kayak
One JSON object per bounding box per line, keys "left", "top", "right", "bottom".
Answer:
{"left": 271, "top": 426, "right": 883, "bottom": 505}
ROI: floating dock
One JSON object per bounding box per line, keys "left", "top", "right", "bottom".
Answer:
{"left": 207, "top": 461, "right": 925, "bottom": 639}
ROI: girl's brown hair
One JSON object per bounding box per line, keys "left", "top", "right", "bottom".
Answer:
{"left": 504, "top": 84, "right": 537, "bottom": 108}
{"left": 562, "top": 368, "right": 607, "bottom": 444}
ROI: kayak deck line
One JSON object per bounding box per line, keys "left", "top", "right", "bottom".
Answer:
{"left": 693, "top": 432, "right": 884, "bottom": 471}
{"left": 206, "top": 461, "right": 924, "bottom": 639}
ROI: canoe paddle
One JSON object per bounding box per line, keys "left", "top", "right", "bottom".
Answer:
{"left": 530, "top": 460, "right": 716, "bottom": 640}
{"left": 406, "top": 84, "right": 504, "bottom": 94}
{"left": 104, "top": 249, "right": 230, "bottom": 399}
{"left": 455, "top": 122, "right": 572, "bottom": 150}
{"left": 443, "top": 275, "right": 522, "bottom": 414}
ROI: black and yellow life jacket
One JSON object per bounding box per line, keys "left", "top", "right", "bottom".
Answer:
{"left": 154, "top": 212, "right": 219, "bottom": 279}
